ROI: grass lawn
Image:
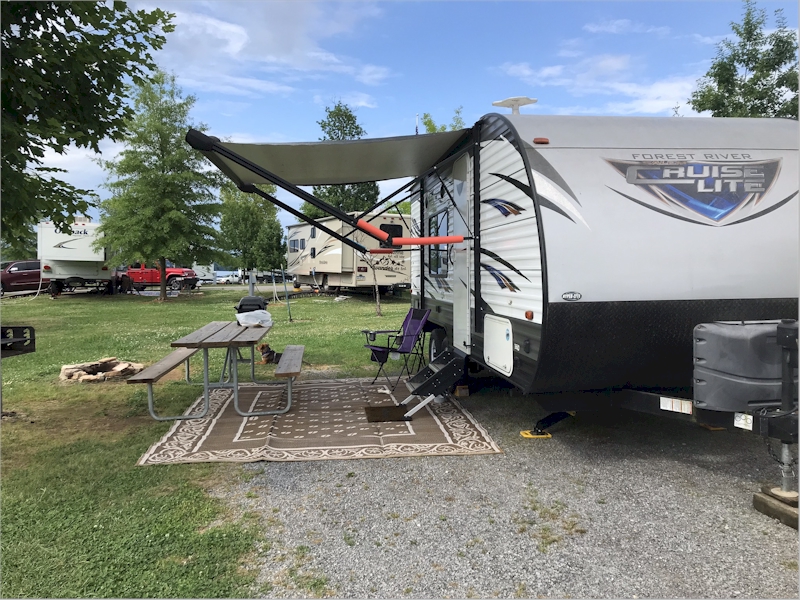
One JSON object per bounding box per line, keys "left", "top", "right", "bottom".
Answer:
{"left": 0, "top": 287, "right": 411, "bottom": 598}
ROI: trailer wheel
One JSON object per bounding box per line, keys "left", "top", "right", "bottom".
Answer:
{"left": 168, "top": 277, "right": 181, "bottom": 291}
{"left": 429, "top": 328, "right": 448, "bottom": 362}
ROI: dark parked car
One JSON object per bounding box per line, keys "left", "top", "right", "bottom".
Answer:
{"left": 0, "top": 260, "right": 50, "bottom": 296}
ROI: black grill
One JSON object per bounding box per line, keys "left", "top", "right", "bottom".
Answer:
{"left": 235, "top": 296, "right": 267, "bottom": 314}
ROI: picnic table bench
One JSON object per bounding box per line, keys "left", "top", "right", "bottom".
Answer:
{"left": 269, "top": 345, "right": 304, "bottom": 415}
{"left": 128, "top": 322, "right": 305, "bottom": 421}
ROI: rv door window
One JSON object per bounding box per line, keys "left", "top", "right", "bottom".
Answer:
{"left": 310, "top": 248, "right": 316, "bottom": 258}
{"left": 289, "top": 240, "right": 299, "bottom": 253}
{"left": 428, "top": 212, "right": 449, "bottom": 276}
{"left": 380, "top": 223, "right": 402, "bottom": 239}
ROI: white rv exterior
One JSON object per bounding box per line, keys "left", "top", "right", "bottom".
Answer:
{"left": 37, "top": 219, "right": 112, "bottom": 290}
{"left": 286, "top": 212, "right": 411, "bottom": 292}
{"left": 411, "top": 114, "right": 798, "bottom": 394}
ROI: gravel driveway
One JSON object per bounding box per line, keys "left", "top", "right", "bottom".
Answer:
{"left": 218, "top": 383, "right": 799, "bottom": 598}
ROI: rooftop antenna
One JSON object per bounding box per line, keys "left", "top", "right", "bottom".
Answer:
{"left": 492, "top": 96, "right": 537, "bottom": 115}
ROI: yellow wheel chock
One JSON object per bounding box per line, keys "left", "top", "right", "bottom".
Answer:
{"left": 520, "top": 430, "right": 552, "bottom": 439}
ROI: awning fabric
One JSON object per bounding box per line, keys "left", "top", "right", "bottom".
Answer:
{"left": 200, "top": 129, "right": 470, "bottom": 186}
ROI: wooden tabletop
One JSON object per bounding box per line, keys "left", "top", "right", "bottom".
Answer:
{"left": 171, "top": 321, "right": 272, "bottom": 348}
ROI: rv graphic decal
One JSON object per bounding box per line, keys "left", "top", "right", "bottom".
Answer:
{"left": 424, "top": 274, "right": 452, "bottom": 293}
{"left": 481, "top": 199, "right": 525, "bottom": 217}
{"left": 492, "top": 172, "right": 586, "bottom": 226}
{"left": 481, "top": 263, "right": 520, "bottom": 292}
{"left": 606, "top": 158, "right": 791, "bottom": 226}
{"left": 373, "top": 255, "right": 405, "bottom": 273}
{"left": 529, "top": 170, "right": 590, "bottom": 228}
{"left": 53, "top": 238, "right": 85, "bottom": 249}
{"left": 480, "top": 248, "right": 530, "bottom": 282}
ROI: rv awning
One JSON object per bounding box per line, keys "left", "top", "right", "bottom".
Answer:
{"left": 196, "top": 129, "right": 470, "bottom": 186}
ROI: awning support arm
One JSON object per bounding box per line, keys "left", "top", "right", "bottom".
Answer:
{"left": 240, "top": 184, "right": 368, "bottom": 254}
{"left": 354, "top": 178, "right": 417, "bottom": 222}
{"left": 343, "top": 188, "right": 418, "bottom": 240}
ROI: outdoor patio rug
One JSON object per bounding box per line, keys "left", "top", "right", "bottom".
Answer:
{"left": 137, "top": 378, "right": 502, "bottom": 465}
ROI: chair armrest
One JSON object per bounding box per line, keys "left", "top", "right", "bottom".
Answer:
{"left": 362, "top": 329, "right": 398, "bottom": 342}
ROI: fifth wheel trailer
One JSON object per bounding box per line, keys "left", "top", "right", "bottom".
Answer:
{"left": 286, "top": 212, "right": 411, "bottom": 293}
{"left": 185, "top": 115, "right": 798, "bottom": 428}
{"left": 37, "top": 218, "right": 113, "bottom": 294}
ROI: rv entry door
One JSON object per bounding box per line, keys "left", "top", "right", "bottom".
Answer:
{"left": 452, "top": 154, "right": 472, "bottom": 352}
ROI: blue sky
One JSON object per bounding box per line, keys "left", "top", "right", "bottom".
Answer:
{"left": 50, "top": 0, "right": 798, "bottom": 230}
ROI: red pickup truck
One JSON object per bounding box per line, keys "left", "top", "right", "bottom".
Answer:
{"left": 124, "top": 263, "right": 198, "bottom": 291}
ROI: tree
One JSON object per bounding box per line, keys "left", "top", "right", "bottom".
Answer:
{"left": 301, "top": 102, "right": 380, "bottom": 219}
{"left": 97, "top": 71, "right": 221, "bottom": 301}
{"left": 421, "top": 107, "right": 465, "bottom": 133}
{"left": 1, "top": 226, "right": 36, "bottom": 262}
{"left": 218, "top": 182, "right": 285, "bottom": 274}
{"left": 688, "top": 0, "right": 798, "bottom": 118}
{"left": 1, "top": 2, "right": 174, "bottom": 253}
{"left": 353, "top": 232, "right": 383, "bottom": 317}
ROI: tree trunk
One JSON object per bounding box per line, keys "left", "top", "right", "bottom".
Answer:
{"left": 159, "top": 257, "right": 167, "bottom": 301}
{"left": 371, "top": 267, "right": 382, "bottom": 317}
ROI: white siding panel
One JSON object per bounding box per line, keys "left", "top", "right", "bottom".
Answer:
{"left": 480, "top": 138, "right": 534, "bottom": 232}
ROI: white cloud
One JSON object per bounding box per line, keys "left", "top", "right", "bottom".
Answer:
{"left": 690, "top": 33, "right": 728, "bottom": 45}
{"left": 557, "top": 38, "right": 584, "bottom": 58}
{"left": 500, "top": 51, "right": 703, "bottom": 116}
{"left": 179, "top": 74, "right": 294, "bottom": 98}
{"left": 356, "top": 65, "right": 391, "bottom": 86}
{"left": 137, "top": 1, "right": 392, "bottom": 96}
{"left": 583, "top": 19, "right": 670, "bottom": 36}
{"left": 341, "top": 92, "right": 377, "bottom": 109}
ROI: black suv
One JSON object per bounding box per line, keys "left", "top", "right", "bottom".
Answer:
{"left": 0, "top": 260, "right": 50, "bottom": 296}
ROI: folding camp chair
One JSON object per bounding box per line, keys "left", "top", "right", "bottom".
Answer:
{"left": 363, "top": 308, "right": 430, "bottom": 390}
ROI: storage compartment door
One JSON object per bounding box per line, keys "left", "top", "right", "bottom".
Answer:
{"left": 484, "top": 314, "right": 513, "bottom": 376}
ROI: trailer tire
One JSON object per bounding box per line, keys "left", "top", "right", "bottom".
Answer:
{"left": 168, "top": 277, "right": 181, "bottom": 291}
{"left": 429, "top": 328, "right": 448, "bottom": 362}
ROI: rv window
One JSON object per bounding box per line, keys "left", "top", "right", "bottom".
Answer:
{"left": 310, "top": 227, "right": 316, "bottom": 239}
{"left": 380, "top": 223, "right": 402, "bottom": 239}
{"left": 428, "top": 212, "right": 449, "bottom": 277}
{"left": 310, "top": 248, "right": 316, "bottom": 258}
{"left": 300, "top": 239, "right": 306, "bottom": 250}
{"left": 289, "top": 239, "right": 299, "bottom": 253}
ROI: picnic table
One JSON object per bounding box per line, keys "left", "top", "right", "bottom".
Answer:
{"left": 130, "top": 321, "right": 273, "bottom": 420}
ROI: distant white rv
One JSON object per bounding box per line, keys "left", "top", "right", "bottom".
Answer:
{"left": 286, "top": 212, "right": 411, "bottom": 294}
{"left": 37, "top": 217, "right": 112, "bottom": 293}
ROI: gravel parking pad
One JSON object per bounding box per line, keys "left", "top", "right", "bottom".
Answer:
{"left": 219, "top": 385, "right": 799, "bottom": 598}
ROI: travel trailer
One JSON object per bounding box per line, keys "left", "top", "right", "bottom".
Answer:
{"left": 286, "top": 212, "right": 411, "bottom": 293}
{"left": 185, "top": 114, "right": 798, "bottom": 431}
{"left": 37, "top": 218, "right": 113, "bottom": 294}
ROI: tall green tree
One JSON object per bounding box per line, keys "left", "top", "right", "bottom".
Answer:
{"left": 688, "top": 0, "right": 798, "bottom": 118}
{"left": 301, "top": 102, "right": 380, "bottom": 219}
{"left": 420, "top": 107, "right": 465, "bottom": 133}
{"left": 218, "top": 183, "right": 285, "bottom": 273}
{"left": 97, "top": 71, "right": 221, "bottom": 301}
{"left": 1, "top": 2, "right": 174, "bottom": 252}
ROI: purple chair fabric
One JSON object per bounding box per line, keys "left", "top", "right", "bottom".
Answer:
{"left": 364, "top": 308, "right": 431, "bottom": 389}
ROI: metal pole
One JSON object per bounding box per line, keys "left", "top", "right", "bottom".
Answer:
{"left": 281, "top": 265, "right": 292, "bottom": 322}
{"left": 777, "top": 319, "right": 798, "bottom": 493}
{"left": 248, "top": 269, "right": 255, "bottom": 296}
